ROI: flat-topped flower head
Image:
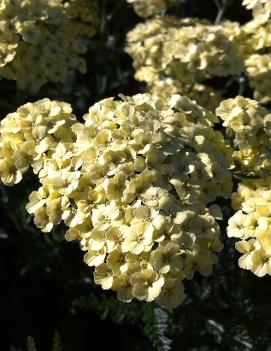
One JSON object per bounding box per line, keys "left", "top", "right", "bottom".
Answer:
{"left": 149, "top": 78, "right": 222, "bottom": 112}
{"left": 0, "top": 94, "right": 230, "bottom": 309}
{"left": 228, "top": 177, "right": 271, "bottom": 277}
{"left": 0, "top": 0, "right": 99, "bottom": 92}
{"left": 216, "top": 96, "right": 271, "bottom": 177}
{"left": 0, "top": 98, "right": 76, "bottom": 186}
{"left": 245, "top": 54, "right": 271, "bottom": 104}
{"left": 243, "top": 0, "right": 271, "bottom": 23}
{"left": 126, "top": 17, "right": 243, "bottom": 86}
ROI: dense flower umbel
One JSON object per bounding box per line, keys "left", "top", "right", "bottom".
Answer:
{"left": 235, "top": 19, "right": 271, "bottom": 104}
{"left": 0, "top": 0, "right": 99, "bottom": 92}
{"left": 126, "top": 0, "right": 183, "bottom": 18}
{"left": 149, "top": 78, "right": 222, "bottom": 112}
{"left": 0, "top": 94, "right": 233, "bottom": 309}
{"left": 0, "top": 98, "right": 76, "bottom": 185}
{"left": 228, "top": 178, "right": 271, "bottom": 277}
{"left": 216, "top": 96, "right": 271, "bottom": 177}
{"left": 245, "top": 54, "right": 271, "bottom": 104}
{"left": 242, "top": 0, "right": 271, "bottom": 23}
{"left": 126, "top": 17, "right": 244, "bottom": 86}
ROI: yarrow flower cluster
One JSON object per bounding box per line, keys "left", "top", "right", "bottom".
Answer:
{"left": 216, "top": 96, "right": 271, "bottom": 177}
{"left": 0, "top": 98, "right": 76, "bottom": 185}
{"left": 149, "top": 78, "right": 222, "bottom": 112}
{"left": 3, "top": 0, "right": 271, "bottom": 304}
{"left": 0, "top": 94, "right": 233, "bottom": 309}
{"left": 125, "top": 17, "right": 243, "bottom": 111}
{"left": 235, "top": 19, "right": 271, "bottom": 103}
{"left": 0, "top": 0, "right": 99, "bottom": 92}
{"left": 245, "top": 54, "right": 271, "bottom": 104}
{"left": 228, "top": 178, "right": 271, "bottom": 277}
{"left": 221, "top": 96, "right": 271, "bottom": 277}
{"left": 126, "top": 0, "right": 184, "bottom": 18}
{"left": 242, "top": 0, "right": 271, "bottom": 23}
{"left": 126, "top": 17, "right": 243, "bottom": 83}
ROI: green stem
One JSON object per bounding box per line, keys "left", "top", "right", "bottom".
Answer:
{"left": 215, "top": 6, "right": 226, "bottom": 24}
{"left": 99, "top": 0, "right": 108, "bottom": 35}
{"left": 214, "top": 0, "right": 233, "bottom": 24}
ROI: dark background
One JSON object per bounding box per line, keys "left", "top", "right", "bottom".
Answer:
{"left": 1, "top": 1, "right": 271, "bottom": 350}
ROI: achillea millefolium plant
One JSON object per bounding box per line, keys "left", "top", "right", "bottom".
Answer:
{"left": 3, "top": 0, "right": 271, "bottom": 350}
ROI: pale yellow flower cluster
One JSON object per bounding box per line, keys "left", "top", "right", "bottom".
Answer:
{"left": 241, "top": 20, "right": 271, "bottom": 54}
{"left": 237, "top": 19, "right": 271, "bottom": 103}
{"left": 245, "top": 54, "right": 271, "bottom": 104}
{"left": 149, "top": 78, "right": 222, "bottom": 112}
{"left": 0, "top": 94, "right": 233, "bottom": 309}
{"left": 126, "top": 0, "right": 182, "bottom": 18}
{"left": 228, "top": 178, "right": 271, "bottom": 277}
{"left": 231, "top": 178, "right": 271, "bottom": 211}
{"left": 126, "top": 17, "right": 243, "bottom": 84}
{"left": 0, "top": 0, "right": 99, "bottom": 92}
{"left": 243, "top": 0, "right": 271, "bottom": 23}
{"left": 0, "top": 98, "right": 76, "bottom": 186}
{"left": 126, "top": 17, "right": 243, "bottom": 111}
{"left": 216, "top": 96, "right": 271, "bottom": 177}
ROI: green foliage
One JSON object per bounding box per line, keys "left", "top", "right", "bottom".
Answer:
{"left": 142, "top": 305, "right": 172, "bottom": 351}
{"left": 26, "top": 337, "right": 37, "bottom": 351}
{"left": 10, "top": 333, "right": 63, "bottom": 351}
{"left": 74, "top": 293, "right": 141, "bottom": 324}
{"left": 51, "top": 332, "right": 63, "bottom": 351}
{"left": 74, "top": 293, "right": 173, "bottom": 350}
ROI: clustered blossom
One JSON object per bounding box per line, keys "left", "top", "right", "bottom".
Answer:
{"left": 126, "top": 0, "right": 183, "bottom": 18}
{"left": 241, "top": 19, "right": 271, "bottom": 54}
{"left": 0, "top": 0, "right": 99, "bottom": 92}
{"left": 126, "top": 17, "right": 243, "bottom": 83}
{"left": 216, "top": 96, "right": 271, "bottom": 177}
{"left": 0, "top": 94, "right": 233, "bottom": 309}
{"left": 230, "top": 19, "right": 271, "bottom": 103}
{"left": 222, "top": 96, "right": 271, "bottom": 277}
{"left": 228, "top": 178, "right": 271, "bottom": 277}
{"left": 242, "top": 0, "right": 271, "bottom": 23}
{"left": 3, "top": 0, "right": 271, "bottom": 303}
{"left": 0, "top": 98, "right": 76, "bottom": 186}
{"left": 125, "top": 17, "right": 243, "bottom": 111}
{"left": 149, "top": 78, "right": 222, "bottom": 112}
{"left": 245, "top": 54, "right": 271, "bottom": 104}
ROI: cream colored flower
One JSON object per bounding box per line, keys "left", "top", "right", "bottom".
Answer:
{"left": 243, "top": 0, "right": 271, "bottom": 23}
{"left": 122, "top": 223, "right": 154, "bottom": 255}
{"left": 157, "top": 277, "right": 186, "bottom": 309}
{"left": 130, "top": 268, "right": 164, "bottom": 302}
{"left": 94, "top": 264, "right": 114, "bottom": 290}
{"left": 150, "top": 241, "right": 183, "bottom": 274}
{"left": 227, "top": 210, "right": 256, "bottom": 239}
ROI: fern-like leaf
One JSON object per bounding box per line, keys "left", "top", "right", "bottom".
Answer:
{"left": 51, "top": 331, "right": 62, "bottom": 351}
{"left": 26, "top": 337, "right": 37, "bottom": 351}
{"left": 142, "top": 305, "right": 172, "bottom": 351}
{"left": 74, "top": 293, "right": 141, "bottom": 324}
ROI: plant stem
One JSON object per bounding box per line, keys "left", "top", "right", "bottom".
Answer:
{"left": 214, "top": 0, "right": 233, "bottom": 24}
{"left": 215, "top": 6, "right": 226, "bottom": 24}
